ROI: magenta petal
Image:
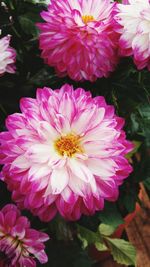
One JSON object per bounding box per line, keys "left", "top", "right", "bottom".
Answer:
{"left": 4, "top": 210, "right": 17, "bottom": 229}
{"left": 37, "top": 0, "right": 119, "bottom": 81}
{"left": 36, "top": 250, "right": 48, "bottom": 264}
{"left": 0, "top": 204, "right": 49, "bottom": 266}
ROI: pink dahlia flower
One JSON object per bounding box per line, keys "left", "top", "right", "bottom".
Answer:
{"left": 37, "top": 0, "right": 119, "bottom": 82}
{"left": 0, "top": 84, "right": 133, "bottom": 221}
{"left": 115, "top": 0, "right": 150, "bottom": 70}
{"left": 0, "top": 204, "right": 49, "bottom": 267}
{"left": 0, "top": 35, "right": 16, "bottom": 76}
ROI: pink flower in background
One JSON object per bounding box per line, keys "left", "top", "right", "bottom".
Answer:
{"left": 37, "top": 0, "right": 119, "bottom": 82}
{"left": 0, "top": 35, "right": 16, "bottom": 76}
{"left": 0, "top": 84, "right": 133, "bottom": 221}
{"left": 0, "top": 204, "right": 49, "bottom": 266}
{"left": 122, "top": 0, "right": 129, "bottom": 4}
{"left": 115, "top": 0, "right": 150, "bottom": 70}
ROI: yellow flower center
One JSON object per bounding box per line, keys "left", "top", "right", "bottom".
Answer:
{"left": 54, "top": 133, "right": 83, "bottom": 157}
{"left": 82, "top": 14, "right": 95, "bottom": 24}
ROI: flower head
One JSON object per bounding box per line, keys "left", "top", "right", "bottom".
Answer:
{"left": 115, "top": 0, "right": 150, "bottom": 70}
{"left": 0, "top": 204, "right": 49, "bottom": 267}
{"left": 0, "top": 84, "right": 133, "bottom": 221}
{"left": 37, "top": 0, "right": 119, "bottom": 81}
{"left": 0, "top": 35, "right": 16, "bottom": 76}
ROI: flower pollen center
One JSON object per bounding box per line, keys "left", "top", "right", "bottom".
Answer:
{"left": 82, "top": 14, "right": 95, "bottom": 24}
{"left": 54, "top": 134, "right": 83, "bottom": 157}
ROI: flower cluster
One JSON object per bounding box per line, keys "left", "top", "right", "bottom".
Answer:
{"left": 1, "top": 0, "right": 149, "bottom": 80}
{"left": 37, "top": 0, "right": 119, "bottom": 81}
{"left": 115, "top": 0, "right": 150, "bottom": 70}
{"left": 37, "top": 0, "right": 150, "bottom": 80}
{"left": 0, "top": 0, "right": 137, "bottom": 263}
{"left": 0, "top": 204, "right": 49, "bottom": 266}
{"left": 0, "top": 84, "right": 133, "bottom": 221}
{"left": 0, "top": 34, "right": 16, "bottom": 76}
{"left": 0, "top": 1, "right": 140, "bottom": 266}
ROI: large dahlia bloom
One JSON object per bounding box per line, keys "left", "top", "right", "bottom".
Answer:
{"left": 0, "top": 35, "right": 16, "bottom": 76}
{"left": 115, "top": 0, "right": 150, "bottom": 70}
{"left": 37, "top": 0, "right": 119, "bottom": 82}
{"left": 0, "top": 84, "right": 133, "bottom": 221}
{"left": 0, "top": 204, "right": 49, "bottom": 267}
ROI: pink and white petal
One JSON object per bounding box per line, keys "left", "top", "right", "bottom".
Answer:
{"left": 11, "top": 224, "right": 26, "bottom": 239}
{"left": 24, "top": 229, "right": 40, "bottom": 241}
{"left": 20, "top": 98, "right": 39, "bottom": 114}
{"left": 83, "top": 141, "right": 102, "bottom": 156}
{"left": 59, "top": 92, "right": 76, "bottom": 123}
{"left": 50, "top": 167, "right": 69, "bottom": 194}
{"left": 38, "top": 232, "right": 49, "bottom": 242}
{"left": 72, "top": 9, "right": 84, "bottom": 26}
{"left": 97, "top": 179, "right": 119, "bottom": 200}
{"left": 28, "top": 164, "right": 51, "bottom": 181}
{"left": 11, "top": 155, "right": 31, "bottom": 169}
{"left": 132, "top": 34, "right": 149, "bottom": 55}
{"left": 54, "top": 114, "right": 71, "bottom": 134}
{"left": 38, "top": 121, "right": 59, "bottom": 141}
{"left": 83, "top": 124, "right": 118, "bottom": 142}
{"left": 71, "top": 107, "right": 96, "bottom": 135}
{"left": 61, "top": 186, "right": 78, "bottom": 204}
{"left": 35, "top": 250, "right": 48, "bottom": 264}
{"left": 27, "top": 144, "right": 52, "bottom": 163}
{"left": 68, "top": 173, "right": 88, "bottom": 197}
{"left": 88, "top": 107, "right": 105, "bottom": 130}
{"left": 68, "top": 158, "right": 94, "bottom": 182}
{"left": 20, "top": 257, "right": 36, "bottom": 267}
{"left": 87, "top": 158, "right": 116, "bottom": 178}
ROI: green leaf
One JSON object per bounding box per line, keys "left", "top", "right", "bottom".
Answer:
{"left": 135, "top": 104, "right": 150, "bottom": 146}
{"left": 77, "top": 234, "right": 88, "bottom": 249}
{"left": 106, "top": 237, "right": 136, "bottom": 266}
{"left": 24, "top": 0, "right": 48, "bottom": 4}
{"left": 123, "top": 194, "right": 136, "bottom": 213}
{"left": 99, "top": 203, "right": 124, "bottom": 228}
{"left": 130, "top": 113, "right": 140, "bottom": 134}
{"left": 144, "top": 177, "right": 150, "bottom": 190}
{"left": 77, "top": 225, "right": 101, "bottom": 245}
{"left": 49, "top": 215, "right": 73, "bottom": 241}
{"left": 19, "top": 15, "right": 39, "bottom": 37}
{"left": 98, "top": 223, "right": 116, "bottom": 236}
{"left": 95, "top": 242, "right": 108, "bottom": 252}
{"left": 138, "top": 104, "right": 150, "bottom": 118}
{"left": 77, "top": 225, "right": 108, "bottom": 253}
{"left": 126, "top": 141, "right": 142, "bottom": 159}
